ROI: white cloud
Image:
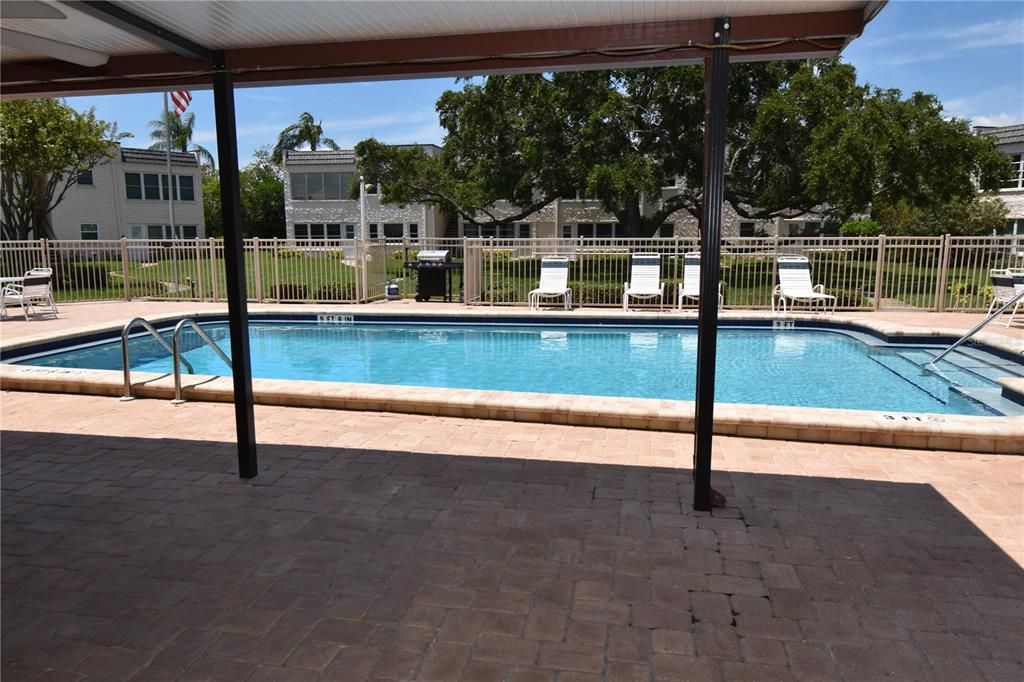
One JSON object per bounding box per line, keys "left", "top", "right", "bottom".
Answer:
{"left": 871, "top": 17, "right": 1024, "bottom": 65}
{"left": 971, "top": 113, "right": 1020, "bottom": 127}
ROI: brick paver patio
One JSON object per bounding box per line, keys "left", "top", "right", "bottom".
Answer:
{"left": 2, "top": 392, "right": 1022, "bottom": 681}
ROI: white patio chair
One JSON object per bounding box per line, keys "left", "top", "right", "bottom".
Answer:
{"left": 988, "top": 268, "right": 1023, "bottom": 327}
{"left": 623, "top": 253, "right": 664, "bottom": 310}
{"left": 1, "top": 274, "right": 58, "bottom": 320}
{"left": 528, "top": 256, "right": 572, "bottom": 310}
{"left": 772, "top": 255, "right": 836, "bottom": 313}
{"left": 677, "top": 252, "right": 723, "bottom": 311}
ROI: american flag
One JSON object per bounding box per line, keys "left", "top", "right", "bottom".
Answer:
{"left": 170, "top": 90, "right": 192, "bottom": 117}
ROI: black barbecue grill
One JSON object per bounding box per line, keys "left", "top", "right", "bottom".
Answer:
{"left": 403, "top": 249, "right": 461, "bottom": 302}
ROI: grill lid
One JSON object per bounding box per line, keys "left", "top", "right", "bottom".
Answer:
{"left": 418, "top": 249, "right": 451, "bottom": 262}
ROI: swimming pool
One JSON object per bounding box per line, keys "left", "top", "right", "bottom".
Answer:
{"left": 12, "top": 320, "right": 1023, "bottom": 416}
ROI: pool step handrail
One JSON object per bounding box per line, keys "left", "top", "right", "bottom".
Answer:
{"left": 172, "top": 317, "right": 232, "bottom": 403}
{"left": 928, "top": 288, "right": 1024, "bottom": 367}
{"left": 121, "top": 317, "right": 192, "bottom": 400}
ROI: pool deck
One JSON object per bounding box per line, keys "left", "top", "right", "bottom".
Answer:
{"left": 2, "top": 301, "right": 1022, "bottom": 454}
{"left": 2, "top": 303, "right": 1023, "bottom": 680}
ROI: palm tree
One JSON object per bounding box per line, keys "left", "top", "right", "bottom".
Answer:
{"left": 148, "top": 111, "right": 215, "bottom": 168}
{"left": 272, "top": 112, "right": 339, "bottom": 163}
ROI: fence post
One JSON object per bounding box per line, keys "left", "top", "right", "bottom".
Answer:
{"left": 120, "top": 238, "right": 131, "bottom": 300}
{"left": 252, "top": 237, "right": 262, "bottom": 302}
{"left": 192, "top": 239, "right": 203, "bottom": 301}
{"left": 935, "top": 233, "right": 951, "bottom": 312}
{"left": 873, "top": 234, "right": 886, "bottom": 311}
{"left": 209, "top": 239, "right": 219, "bottom": 301}
{"left": 360, "top": 239, "right": 369, "bottom": 303}
{"left": 488, "top": 237, "right": 494, "bottom": 306}
{"left": 272, "top": 238, "right": 281, "bottom": 301}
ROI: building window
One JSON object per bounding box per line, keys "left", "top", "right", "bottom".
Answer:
{"left": 345, "top": 224, "right": 356, "bottom": 239}
{"left": 290, "top": 172, "right": 355, "bottom": 200}
{"left": 562, "top": 224, "right": 573, "bottom": 238}
{"left": 181, "top": 225, "right": 198, "bottom": 239}
{"left": 294, "top": 224, "right": 309, "bottom": 239}
{"left": 1005, "top": 154, "right": 1024, "bottom": 190}
{"left": 80, "top": 223, "right": 99, "bottom": 240}
{"left": 178, "top": 175, "right": 195, "bottom": 201}
{"left": 383, "top": 223, "right": 404, "bottom": 239}
{"left": 409, "top": 223, "right": 419, "bottom": 239}
{"left": 147, "top": 225, "right": 164, "bottom": 239}
{"left": 658, "top": 223, "right": 674, "bottom": 238}
{"left": 125, "top": 173, "right": 142, "bottom": 200}
{"left": 125, "top": 171, "right": 193, "bottom": 201}
{"left": 326, "top": 224, "right": 342, "bottom": 238}
{"left": 560, "top": 190, "right": 579, "bottom": 200}
{"left": 739, "top": 222, "right": 755, "bottom": 237}
{"left": 369, "top": 223, "right": 379, "bottom": 239}
{"left": 308, "top": 224, "right": 326, "bottom": 239}
{"left": 77, "top": 169, "right": 94, "bottom": 186}
{"left": 518, "top": 223, "right": 530, "bottom": 238}
{"left": 144, "top": 173, "right": 161, "bottom": 200}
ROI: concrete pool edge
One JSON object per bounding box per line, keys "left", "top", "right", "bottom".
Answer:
{"left": 2, "top": 307, "right": 1021, "bottom": 454}
{"left": 2, "top": 363, "right": 1020, "bottom": 454}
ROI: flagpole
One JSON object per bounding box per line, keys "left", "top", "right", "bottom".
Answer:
{"left": 163, "top": 91, "right": 178, "bottom": 239}
{"left": 164, "top": 91, "right": 180, "bottom": 295}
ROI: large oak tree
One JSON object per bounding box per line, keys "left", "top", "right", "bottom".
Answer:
{"left": 355, "top": 61, "right": 1008, "bottom": 237}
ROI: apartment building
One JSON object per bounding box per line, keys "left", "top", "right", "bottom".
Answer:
{"left": 48, "top": 146, "right": 206, "bottom": 241}
{"left": 283, "top": 147, "right": 447, "bottom": 241}
{"left": 977, "top": 123, "right": 1024, "bottom": 237}
{"left": 283, "top": 147, "right": 835, "bottom": 240}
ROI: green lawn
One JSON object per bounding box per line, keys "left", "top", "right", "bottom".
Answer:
{"left": 40, "top": 249, "right": 1000, "bottom": 311}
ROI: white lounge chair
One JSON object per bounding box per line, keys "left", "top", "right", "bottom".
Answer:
{"left": 677, "top": 252, "right": 723, "bottom": 311}
{"left": 772, "top": 255, "right": 836, "bottom": 313}
{"left": 988, "top": 268, "right": 1023, "bottom": 327}
{"left": 623, "top": 253, "right": 664, "bottom": 310}
{"left": 1, "top": 273, "right": 58, "bottom": 320}
{"left": 529, "top": 256, "right": 572, "bottom": 310}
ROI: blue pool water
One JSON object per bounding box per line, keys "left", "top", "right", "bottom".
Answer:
{"left": 12, "top": 321, "right": 1021, "bottom": 416}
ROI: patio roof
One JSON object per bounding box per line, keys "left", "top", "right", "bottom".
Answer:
{"left": 1, "top": 0, "right": 884, "bottom": 98}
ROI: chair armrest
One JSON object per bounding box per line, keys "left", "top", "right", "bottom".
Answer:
{"left": 813, "top": 284, "right": 824, "bottom": 293}
{"left": 772, "top": 284, "right": 781, "bottom": 295}
{"left": 4, "top": 284, "right": 23, "bottom": 293}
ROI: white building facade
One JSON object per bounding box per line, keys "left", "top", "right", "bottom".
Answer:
{"left": 978, "top": 124, "right": 1024, "bottom": 236}
{"left": 283, "top": 147, "right": 839, "bottom": 240}
{"left": 47, "top": 146, "right": 206, "bottom": 241}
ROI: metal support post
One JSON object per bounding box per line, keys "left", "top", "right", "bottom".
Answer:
{"left": 211, "top": 50, "right": 258, "bottom": 479}
{"left": 692, "top": 17, "right": 730, "bottom": 511}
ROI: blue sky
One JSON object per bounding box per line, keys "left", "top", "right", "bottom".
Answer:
{"left": 65, "top": 1, "right": 1023, "bottom": 166}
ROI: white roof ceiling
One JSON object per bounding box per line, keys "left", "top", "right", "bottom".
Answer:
{"left": 1, "top": 0, "right": 870, "bottom": 63}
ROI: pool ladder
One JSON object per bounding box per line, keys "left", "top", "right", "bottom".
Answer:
{"left": 121, "top": 317, "right": 232, "bottom": 402}
{"left": 928, "top": 288, "right": 1024, "bottom": 366}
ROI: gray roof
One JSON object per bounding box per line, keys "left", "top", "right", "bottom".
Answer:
{"left": 121, "top": 147, "right": 199, "bottom": 166}
{"left": 285, "top": 149, "right": 356, "bottom": 165}
{"left": 978, "top": 124, "right": 1024, "bottom": 146}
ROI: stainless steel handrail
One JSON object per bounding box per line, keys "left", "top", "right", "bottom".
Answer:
{"left": 172, "top": 317, "right": 232, "bottom": 402}
{"left": 121, "top": 317, "right": 192, "bottom": 400}
{"left": 928, "top": 288, "right": 1024, "bottom": 366}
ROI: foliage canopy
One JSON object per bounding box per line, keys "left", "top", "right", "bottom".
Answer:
{"left": 355, "top": 61, "right": 1008, "bottom": 237}
{"left": 1, "top": 99, "right": 128, "bottom": 240}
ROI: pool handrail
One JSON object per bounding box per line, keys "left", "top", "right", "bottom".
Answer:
{"left": 171, "top": 317, "right": 232, "bottom": 403}
{"left": 928, "top": 287, "right": 1024, "bottom": 366}
{"left": 121, "top": 317, "right": 192, "bottom": 400}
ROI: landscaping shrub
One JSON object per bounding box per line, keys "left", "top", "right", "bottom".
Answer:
{"left": 314, "top": 281, "right": 357, "bottom": 301}
{"left": 840, "top": 219, "right": 883, "bottom": 237}
{"left": 272, "top": 282, "right": 309, "bottom": 301}
{"left": 483, "top": 284, "right": 518, "bottom": 303}
{"left": 277, "top": 247, "right": 305, "bottom": 259}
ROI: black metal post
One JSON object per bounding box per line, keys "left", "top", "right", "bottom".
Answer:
{"left": 211, "top": 50, "right": 258, "bottom": 478}
{"left": 692, "top": 17, "right": 730, "bottom": 511}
